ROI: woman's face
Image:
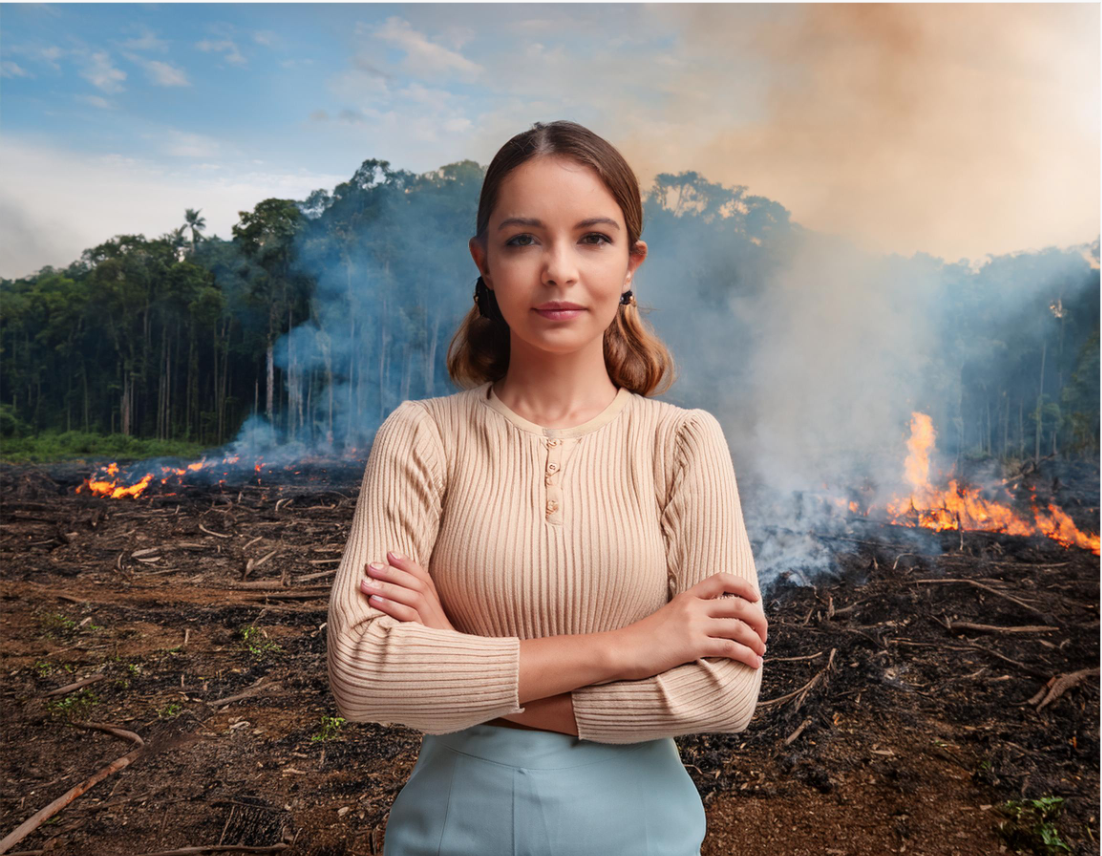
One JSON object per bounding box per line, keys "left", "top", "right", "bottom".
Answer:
{"left": 470, "top": 155, "right": 647, "bottom": 356}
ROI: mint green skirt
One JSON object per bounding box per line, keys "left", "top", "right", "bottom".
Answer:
{"left": 382, "top": 723, "right": 707, "bottom": 856}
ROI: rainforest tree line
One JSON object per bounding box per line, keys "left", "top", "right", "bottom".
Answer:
{"left": 0, "top": 158, "right": 1098, "bottom": 462}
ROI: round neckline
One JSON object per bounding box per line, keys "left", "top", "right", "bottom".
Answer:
{"left": 478, "top": 381, "right": 632, "bottom": 438}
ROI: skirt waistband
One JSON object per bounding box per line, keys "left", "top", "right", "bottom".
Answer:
{"left": 429, "top": 723, "right": 665, "bottom": 771}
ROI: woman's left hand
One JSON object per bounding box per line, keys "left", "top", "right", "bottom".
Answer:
{"left": 360, "top": 551, "right": 456, "bottom": 632}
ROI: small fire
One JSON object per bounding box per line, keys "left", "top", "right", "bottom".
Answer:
{"left": 851, "top": 412, "right": 1099, "bottom": 555}
{"left": 74, "top": 450, "right": 365, "bottom": 499}
{"left": 73, "top": 414, "right": 1098, "bottom": 557}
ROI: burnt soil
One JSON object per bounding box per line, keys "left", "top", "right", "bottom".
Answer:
{"left": 1, "top": 460, "right": 1098, "bottom": 856}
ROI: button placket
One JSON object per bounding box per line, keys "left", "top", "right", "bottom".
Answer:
{"left": 544, "top": 437, "right": 564, "bottom": 524}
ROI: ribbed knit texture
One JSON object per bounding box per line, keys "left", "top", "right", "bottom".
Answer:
{"left": 327, "top": 381, "right": 763, "bottom": 744}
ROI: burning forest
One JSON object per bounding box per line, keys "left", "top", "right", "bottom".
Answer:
{"left": 2, "top": 164, "right": 1098, "bottom": 855}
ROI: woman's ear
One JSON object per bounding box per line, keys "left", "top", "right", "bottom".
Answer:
{"left": 627, "top": 239, "right": 648, "bottom": 280}
{"left": 469, "top": 238, "right": 489, "bottom": 283}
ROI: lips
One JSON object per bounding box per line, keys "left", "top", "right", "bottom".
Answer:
{"left": 534, "top": 306, "right": 584, "bottom": 320}
{"left": 535, "top": 303, "right": 584, "bottom": 311}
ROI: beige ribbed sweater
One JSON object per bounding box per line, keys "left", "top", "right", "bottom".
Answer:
{"left": 326, "top": 380, "right": 763, "bottom": 745}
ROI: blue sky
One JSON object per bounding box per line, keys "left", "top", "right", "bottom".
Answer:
{"left": 1, "top": 2, "right": 1098, "bottom": 278}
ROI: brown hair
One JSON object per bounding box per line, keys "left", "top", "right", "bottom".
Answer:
{"left": 445, "top": 120, "right": 677, "bottom": 397}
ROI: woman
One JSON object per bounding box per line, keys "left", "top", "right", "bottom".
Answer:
{"left": 327, "top": 120, "right": 769, "bottom": 856}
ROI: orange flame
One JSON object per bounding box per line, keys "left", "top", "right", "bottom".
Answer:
{"left": 871, "top": 412, "right": 1098, "bottom": 554}
{"left": 74, "top": 450, "right": 363, "bottom": 499}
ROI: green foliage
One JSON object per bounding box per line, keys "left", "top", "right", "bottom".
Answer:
{"left": 311, "top": 715, "right": 347, "bottom": 742}
{"left": 45, "top": 688, "right": 101, "bottom": 721}
{"left": 236, "top": 624, "right": 283, "bottom": 661}
{"left": 0, "top": 172, "right": 1096, "bottom": 467}
{"left": 35, "top": 609, "right": 78, "bottom": 639}
{"left": 157, "top": 701, "right": 183, "bottom": 720}
{"left": 34, "top": 659, "right": 74, "bottom": 678}
{"left": 1061, "top": 327, "right": 1101, "bottom": 454}
{"left": 0, "top": 430, "right": 207, "bottom": 463}
{"left": 997, "top": 796, "right": 1071, "bottom": 855}
{"left": 0, "top": 403, "right": 31, "bottom": 438}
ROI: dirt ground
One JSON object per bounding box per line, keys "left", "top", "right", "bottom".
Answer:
{"left": 0, "top": 461, "right": 1098, "bottom": 856}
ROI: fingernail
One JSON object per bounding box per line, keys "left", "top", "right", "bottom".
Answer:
{"left": 756, "top": 656, "right": 764, "bottom": 668}
{"left": 388, "top": 551, "right": 404, "bottom": 561}
{"left": 368, "top": 563, "right": 383, "bottom": 571}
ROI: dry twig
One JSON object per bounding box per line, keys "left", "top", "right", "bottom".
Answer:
{"left": 0, "top": 722, "right": 145, "bottom": 854}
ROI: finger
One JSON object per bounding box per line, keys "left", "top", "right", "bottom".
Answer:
{"left": 364, "top": 592, "right": 421, "bottom": 623}
{"left": 710, "top": 597, "right": 768, "bottom": 644}
{"left": 360, "top": 575, "right": 420, "bottom": 610}
{"left": 707, "top": 636, "right": 764, "bottom": 670}
{"left": 366, "top": 561, "right": 424, "bottom": 593}
{"left": 710, "top": 573, "right": 759, "bottom": 602}
{"left": 710, "top": 617, "right": 767, "bottom": 656}
{"left": 387, "top": 551, "right": 430, "bottom": 583}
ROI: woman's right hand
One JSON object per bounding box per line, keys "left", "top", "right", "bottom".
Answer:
{"left": 611, "top": 573, "right": 768, "bottom": 681}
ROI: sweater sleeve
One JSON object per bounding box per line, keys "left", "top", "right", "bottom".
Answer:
{"left": 570, "top": 409, "right": 764, "bottom": 744}
{"left": 326, "top": 399, "right": 526, "bottom": 735}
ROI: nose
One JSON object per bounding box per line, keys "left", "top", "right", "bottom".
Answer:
{"left": 541, "top": 238, "right": 579, "bottom": 287}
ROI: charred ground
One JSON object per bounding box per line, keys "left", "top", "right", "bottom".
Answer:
{"left": 1, "top": 460, "right": 1098, "bottom": 856}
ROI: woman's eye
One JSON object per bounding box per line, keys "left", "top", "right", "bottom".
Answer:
{"left": 505, "top": 233, "right": 612, "bottom": 247}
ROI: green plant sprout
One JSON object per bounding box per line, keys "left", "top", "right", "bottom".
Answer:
{"left": 236, "top": 625, "right": 283, "bottom": 661}
{"left": 997, "top": 796, "right": 1071, "bottom": 855}
{"left": 311, "top": 715, "right": 346, "bottom": 742}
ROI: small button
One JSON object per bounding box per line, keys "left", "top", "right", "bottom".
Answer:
{"left": 547, "top": 462, "right": 559, "bottom": 473}
{"left": 545, "top": 475, "right": 554, "bottom": 486}
{"left": 545, "top": 499, "right": 559, "bottom": 514}
{"left": 546, "top": 438, "right": 561, "bottom": 447}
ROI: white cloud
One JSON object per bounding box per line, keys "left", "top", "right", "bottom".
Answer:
{"left": 5, "top": 44, "right": 64, "bottom": 72}
{"left": 195, "top": 38, "right": 246, "bottom": 66}
{"left": 79, "top": 51, "right": 126, "bottom": 93}
{"left": 253, "top": 30, "right": 278, "bottom": 47}
{"left": 400, "top": 81, "right": 456, "bottom": 111}
{"left": 121, "top": 27, "right": 169, "bottom": 52}
{"left": 157, "top": 129, "right": 224, "bottom": 158}
{"left": 74, "top": 93, "right": 116, "bottom": 109}
{"left": 442, "top": 117, "right": 472, "bottom": 134}
{"left": 40, "top": 45, "right": 64, "bottom": 69}
{"left": 0, "top": 137, "right": 349, "bottom": 279}
{"left": 362, "top": 16, "right": 483, "bottom": 82}
{"left": 439, "top": 24, "right": 477, "bottom": 51}
{"left": 0, "top": 61, "right": 32, "bottom": 79}
{"left": 125, "top": 54, "right": 191, "bottom": 87}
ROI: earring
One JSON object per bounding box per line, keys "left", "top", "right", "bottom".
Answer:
{"left": 474, "top": 276, "right": 505, "bottom": 321}
{"left": 620, "top": 289, "right": 636, "bottom": 306}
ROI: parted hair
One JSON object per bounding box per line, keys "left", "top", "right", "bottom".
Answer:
{"left": 445, "top": 120, "right": 677, "bottom": 397}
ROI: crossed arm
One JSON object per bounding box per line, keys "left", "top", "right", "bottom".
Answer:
{"left": 329, "top": 402, "right": 763, "bottom": 744}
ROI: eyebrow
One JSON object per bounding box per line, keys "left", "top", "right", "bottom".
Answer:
{"left": 496, "top": 216, "right": 621, "bottom": 232}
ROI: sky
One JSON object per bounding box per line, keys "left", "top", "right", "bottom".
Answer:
{"left": 1, "top": 2, "right": 1098, "bottom": 279}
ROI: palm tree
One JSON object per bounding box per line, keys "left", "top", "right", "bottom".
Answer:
{"left": 183, "top": 208, "right": 207, "bottom": 252}
{"left": 165, "top": 225, "right": 189, "bottom": 261}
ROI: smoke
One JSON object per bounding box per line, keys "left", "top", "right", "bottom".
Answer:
{"left": 620, "top": 3, "right": 1099, "bottom": 264}
{"left": 206, "top": 163, "right": 1097, "bottom": 590}
{"left": 72, "top": 155, "right": 1090, "bottom": 589}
